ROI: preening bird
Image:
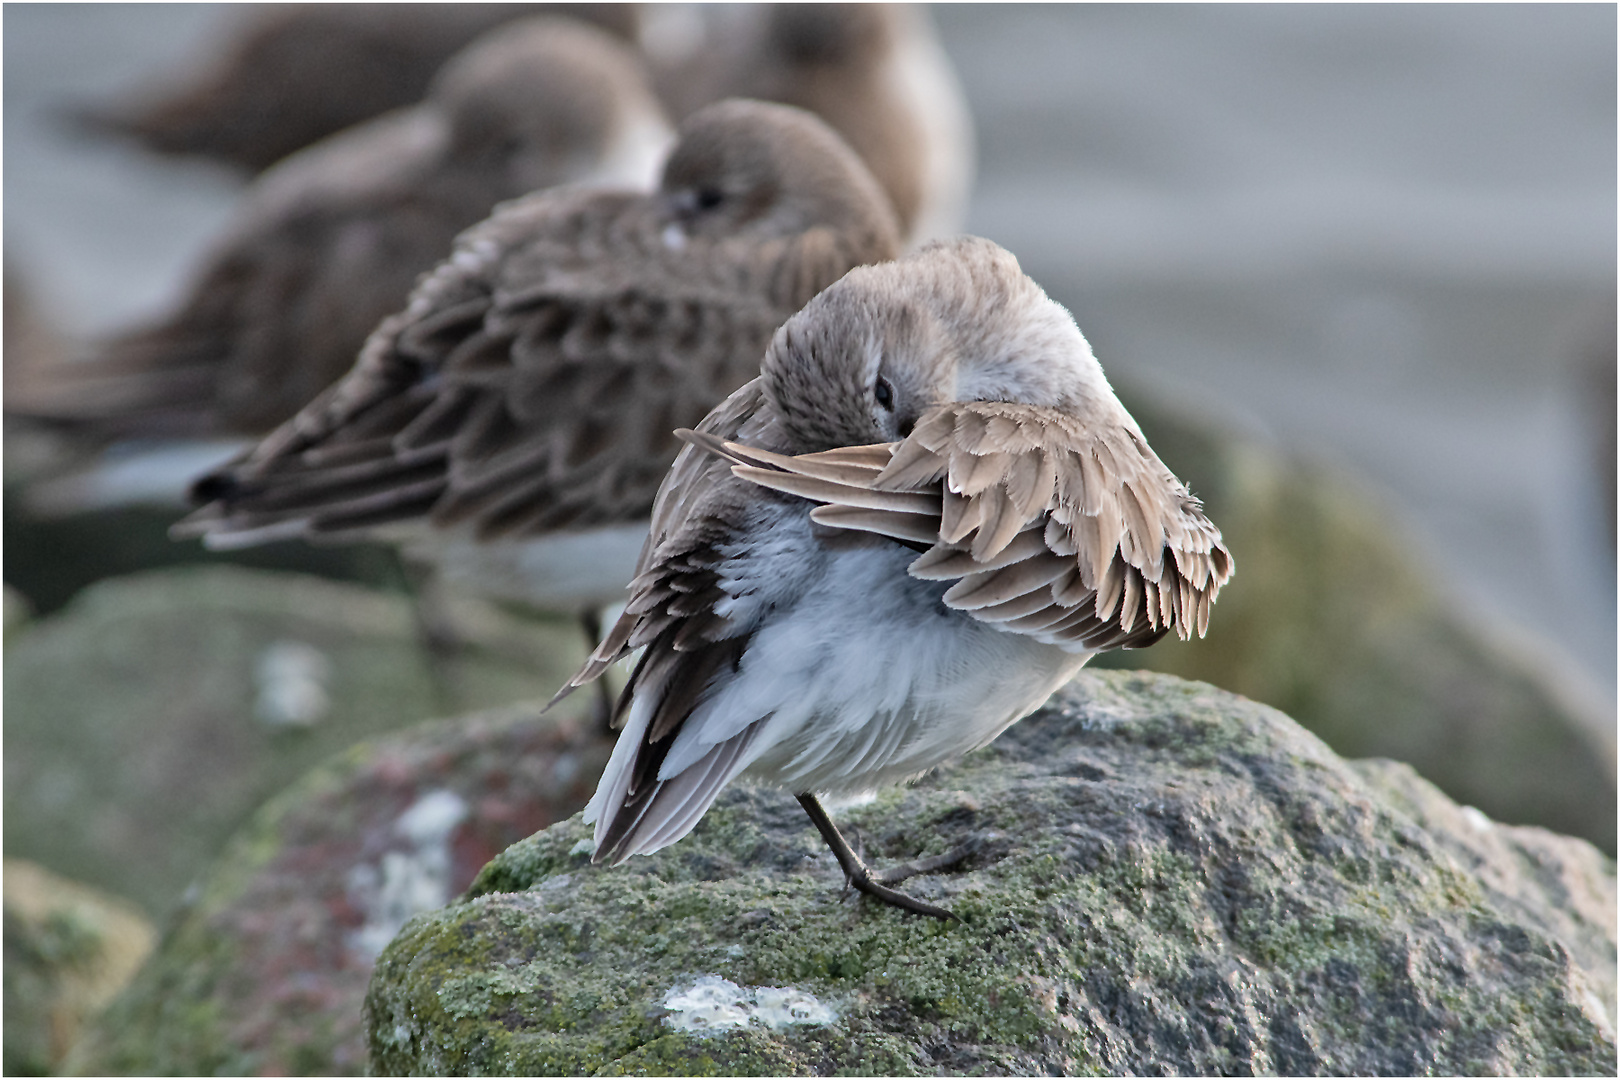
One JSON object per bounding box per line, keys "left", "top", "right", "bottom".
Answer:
{"left": 560, "top": 236, "right": 1233, "bottom": 919}
{"left": 175, "top": 99, "right": 902, "bottom": 693}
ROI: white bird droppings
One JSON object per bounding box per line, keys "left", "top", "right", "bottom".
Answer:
{"left": 663, "top": 975, "right": 836, "bottom": 1034}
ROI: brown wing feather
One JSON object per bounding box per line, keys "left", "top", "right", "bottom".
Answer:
{"left": 546, "top": 383, "right": 790, "bottom": 863}
{"left": 685, "top": 399, "right": 1233, "bottom": 651}
{"left": 180, "top": 189, "right": 880, "bottom": 545}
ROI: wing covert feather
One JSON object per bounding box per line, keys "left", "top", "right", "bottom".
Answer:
{"left": 181, "top": 190, "right": 874, "bottom": 544}
{"left": 693, "top": 399, "right": 1232, "bottom": 651}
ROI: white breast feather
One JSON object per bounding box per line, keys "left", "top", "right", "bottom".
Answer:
{"left": 657, "top": 516, "right": 1090, "bottom": 797}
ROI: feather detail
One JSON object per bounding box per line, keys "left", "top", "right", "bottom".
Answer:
{"left": 668, "top": 398, "right": 1232, "bottom": 655}
{"left": 941, "top": 551, "right": 1071, "bottom": 610}
{"left": 809, "top": 504, "right": 941, "bottom": 546}
{"left": 909, "top": 526, "right": 1046, "bottom": 579}
{"left": 939, "top": 487, "right": 982, "bottom": 544}
{"left": 730, "top": 465, "right": 938, "bottom": 515}
{"left": 873, "top": 437, "right": 944, "bottom": 489}
{"left": 969, "top": 483, "right": 1027, "bottom": 561}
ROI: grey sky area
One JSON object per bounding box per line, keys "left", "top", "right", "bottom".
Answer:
{"left": 4, "top": 3, "right": 1615, "bottom": 708}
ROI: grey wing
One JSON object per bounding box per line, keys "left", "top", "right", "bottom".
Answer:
{"left": 576, "top": 431, "right": 781, "bottom": 865}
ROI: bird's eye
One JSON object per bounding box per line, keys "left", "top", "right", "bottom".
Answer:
{"left": 874, "top": 375, "right": 895, "bottom": 411}
{"left": 695, "top": 187, "right": 724, "bottom": 211}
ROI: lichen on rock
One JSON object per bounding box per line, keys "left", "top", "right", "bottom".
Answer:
{"left": 365, "top": 670, "right": 1616, "bottom": 1076}
{"left": 3, "top": 566, "right": 589, "bottom": 918}
{"left": 64, "top": 702, "right": 613, "bottom": 1077}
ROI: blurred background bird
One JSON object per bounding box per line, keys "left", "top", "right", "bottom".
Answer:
{"left": 75, "top": 2, "right": 972, "bottom": 250}
{"left": 7, "top": 15, "right": 673, "bottom": 516}
{"left": 638, "top": 3, "right": 974, "bottom": 247}
{"left": 175, "top": 99, "right": 901, "bottom": 711}
{"left": 71, "top": 4, "right": 644, "bottom": 175}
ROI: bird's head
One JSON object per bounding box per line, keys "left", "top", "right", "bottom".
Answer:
{"left": 762, "top": 236, "right": 1122, "bottom": 452}
{"left": 656, "top": 99, "right": 900, "bottom": 252}
{"left": 433, "top": 16, "right": 669, "bottom": 192}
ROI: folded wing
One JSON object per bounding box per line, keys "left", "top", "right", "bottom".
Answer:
{"left": 686, "top": 399, "right": 1233, "bottom": 651}
{"left": 178, "top": 191, "right": 829, "bottom": 547}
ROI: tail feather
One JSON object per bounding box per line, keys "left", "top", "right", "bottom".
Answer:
{"left": 583, "top": 627, "right": 757, "bottom": 864}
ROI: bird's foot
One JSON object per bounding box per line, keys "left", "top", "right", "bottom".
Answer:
{"left": 841, "top": 856, "right": 959, "bottom": 921}
{"left": 797, "top": 794, "right": 971, "bottom": 921}
{"left": 870, "top": 834, "right": 982, "bottom": 888}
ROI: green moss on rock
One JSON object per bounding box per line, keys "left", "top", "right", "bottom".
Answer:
{"left": 65, "top": 701, "right": 613, "bottom": 1077}
{"left": 1096, "top": 393, "right": 1615, "bottom": 854}
{"left": 4, "top": 566, "right": 587, "bottom": 917}
{"left": 367, "top": 671, "right": 1616, "bottom": 1075}
{"left": 3, "top": 860, "right": 155, "bottom": 1076}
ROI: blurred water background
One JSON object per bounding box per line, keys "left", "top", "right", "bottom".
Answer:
{"left": 5, "top": 5, "right": 1613, "bottom": 712}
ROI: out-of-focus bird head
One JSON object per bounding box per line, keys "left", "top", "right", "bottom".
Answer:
{"left": 657, "top": 99, "right": 901, "bottom": 251}
{"left": 762, "top": 237, "right": 1121, "bottom": 453}
{"left": 764, "top": 4, "right": 896, "bottom": 69}
{"left": 432, "top": 16, "right": 669, "bottom": 192}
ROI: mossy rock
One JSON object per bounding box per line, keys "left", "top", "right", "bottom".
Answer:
{"left": 66, "top": 703, "right": 614, "bottom": 1077}
{"left": 3, "top": 566, "right": 590, "bottom": 918}
{"left": 1098, "top": 392, "right": 1616, "bottom": 853}
{"left": 366, "top": 671, "right": 1615, "bottom": 1076}
{"left": 3, "top": 859, "right": 156, "bottom": 1076}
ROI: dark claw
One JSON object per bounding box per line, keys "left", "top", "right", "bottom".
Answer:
{"left": 797, "top": 793, "right": 965, "bottom": 921}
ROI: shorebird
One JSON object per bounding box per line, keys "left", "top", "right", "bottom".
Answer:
{"left": 176, "top": 99, "right": 902, "bottom": 702}
{"left": 640, "top": 3, "right": 974, "bottom": 247}
{"left": 79, "top": 5, "right": 643, "bottom": 174}
{"left": 558, "top": 236, "right": 1233, "bottom": 919}
{"left": 8, "top": 16, "right": 672, "bottom": 513}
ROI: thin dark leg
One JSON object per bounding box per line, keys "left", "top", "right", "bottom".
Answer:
{"left": 796, "top": 793, "right": 967, "bottom": 921}
{"left": 579, "top": 611, "right": 614, "bottom": 736}
{"left": 394, "top": 551, "right": 462, "bottom": 659}
{"left": 391, "top": 551, "right": 461, "bottom": 711}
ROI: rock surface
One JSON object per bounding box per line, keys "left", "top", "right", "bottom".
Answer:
{"left": 3, "top": 859, "right": 156, "bottom": 1076}
{"left": 1096, "top": 393, "right": 1617, "bottom": 853}
{"left": 4, "top": 566, "right": 589, "bottom": 917}
{"left": 367, "top": 670, "right": 1615, "bottom": 1076}
{"left": 66, "top": 702, "right": 613, "bottom": 1077}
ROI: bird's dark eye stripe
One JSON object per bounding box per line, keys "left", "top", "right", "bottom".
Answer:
{"left": 874, "top": 376, "right": 894, "bottom": 410}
